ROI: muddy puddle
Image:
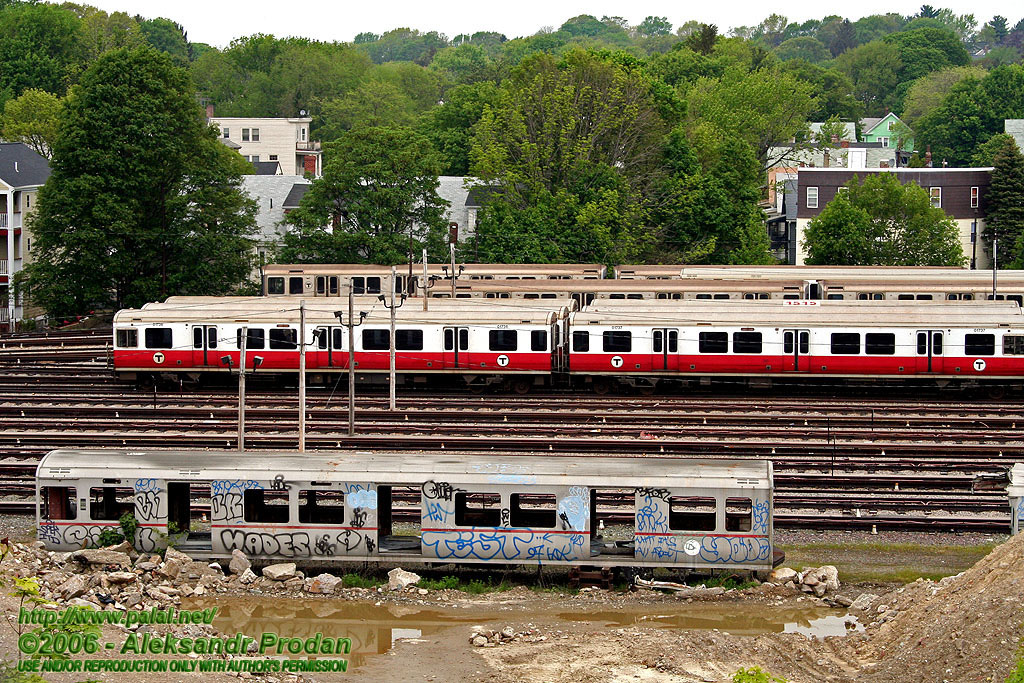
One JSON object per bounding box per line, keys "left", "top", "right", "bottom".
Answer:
{"left": 186, "top": 596, "right": 862, "bottom": 670}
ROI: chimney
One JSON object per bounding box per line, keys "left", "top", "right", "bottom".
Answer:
{"left": 840, "top": 140, "right": 850, "bottom": 148}
{"left": 205, "top": 104, "right": 215, "bottom": 119}
{"left": 823, "top": 150, "right": 830, "bottom": 168}
{"left": 879, "top": 160, "right": 889, "bottom": 168}
{"left": 304, "top": 155, "right": 317, "bottom": 175}
{"left": 925, "top": 146, "right": 933, "bottom": 168}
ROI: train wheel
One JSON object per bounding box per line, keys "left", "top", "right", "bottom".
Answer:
{"left": 637, "top": 384, "right": 656, "bottom": 396}
{"left": 987, "top": 385, "right": 1007, "bottom": 400}
{"left": 592, "top": 378, "right": 612, "bottom": 395}
{"left": 511, "top": 378, "right": 531, "bottom": 395}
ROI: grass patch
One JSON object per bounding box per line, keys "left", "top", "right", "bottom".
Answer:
{"left": 418, "top": 575, "right": 459, "bottom": 591}
{"left": 341, "top": 573, "right": 381, "bottom": 589}
{"left": 463, "top": 578, "right": 512, "bottom": 594}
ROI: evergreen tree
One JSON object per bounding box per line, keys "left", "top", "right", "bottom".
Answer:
{"left": 986, "top": 137, "right": 1024, "bottom": 267}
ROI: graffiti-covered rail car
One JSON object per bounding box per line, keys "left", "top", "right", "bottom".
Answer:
{"left": 36, "top": 450, "right": 782, "bottom": 574}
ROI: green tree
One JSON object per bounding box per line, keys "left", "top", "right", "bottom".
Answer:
{"left": 317, "top": 81, "right": 415, "bottom": 141}
{"left": 803, "top": 173, "right": 964, "bottom": 265}
{"left": 1, "top": 89, "right": 63, "bottom": 158}
{"left": 778, "top": 60, "right": 863, "bottom": 121}
{"left": 775, "top": 37, "right": 830, "bottom": 63}
{"left": 636, "top": 16, "right": 672, "bottom": 38}
{"left": 63, "top": 5, "right": 144, "bottom": 62}
{"left": 970, "top": 133, "right": 1018, "bottom": 166}
{"left": 833, "top": 40, "right": 903, "bottom": 115}
{"left": 984, "top": 136, "right": 1024, "bottom": 267}
{"left": 25, "top": 46, "right": 257, "bottom": 316}
{"left": 0, "top": 2, "right": 85, "bottom": 97}
{"left": 281, "top": 126, "right": 448, "bottom": 264}
{"left": 900, "top": 65, "right": 986, "bottom": 129}
{"left": 418, "top": 81, "right": 500, "bottom": 175}
{"left": 138, "top": 17, "right": 189, "bottom": 66}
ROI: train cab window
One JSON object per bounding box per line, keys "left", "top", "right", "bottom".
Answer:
{"left": 725, "top": 498, "right": 753, "bottom": 532}
{"left": 573, "top": 331, "right": 590, "bottom": 352}
{"left": 531, "top": 330, "right": 548, "bottom": 351}
{"left": 454, "top": 492, "right": 501, "bottom": 527}
{"left": 116, "top": 329, "right": 137, "bottom": 348}
{"left": 965, "top": 334, "right": 995, "bottom": 356}
{"left": 897, "top": 294, "right": 914, "bottom": 300}
{"left": 1011, "top": 295, "right": 1024, "bottom": 307}
{"left": 1003, "top": 336, "right": 1024, "bottom": 355}
{"left": 366, "top": 277, "right": 381, "bottom": 294}
{"left": 362, "top": 329, "right": 389, "bottom": 350}
{"left": 698, "top": 332, "right": 728, "bottom": 353}
{"left": 732, "top": 332, "right": 762, "bottom": 354}
{"left": 668, "top": 496, "right": 717, "bottom": 531}
{"left": 916, "top": 295, "right": 933, "bottom": 301}
{"left": 831, "top": 333, "right": 861, "bottom": 354}
{"left": 947, "top": 294, "right": 958, "bottom": 300}
{"left": 396, "top": 329, "right": 424, "bottom": 350}
{"left": 316, "top": 276, "right": 326, "bottom": 295}
{"left": 332, "top": 328, "right": 344, "bottom": 350}
{"left": 743, "top": 293, "right": 755, "bottom": 300}
{"left": 288, "top": 277, "right": 304, "bottom": 294}
{"left": 298, "top": 490, "right": 345, "bottom": 524}
{"left": 352, "top": 277, "right": 366, "bottom": 294}
{"left": 865, "top": 333, "right": 896, "bottom": 355}
{"left": 89, "top": 487, "right": 134, "bottom": 521}
{"left": 541, "top": 293, "right": 558, "bottom": 299}
{"left": 41, "top": 486, "right": 76, "bottom": 520}
{"left": 237, "top": 328, "right": 265, "bottom": 350}
{"left": 489, "top": 330, "right": 518, "bottom": 351}
{"left": 695, "top": 294, "right": 712, "bottom": 300}
{"left": 269, "top": 328, "right": 297, "bottom": 349}
{"left": 509, "top": 493, "right": 556, "bottom": 528}
{"left": 758, "top": 293, "right": 771, "bottom": 300}
{"left": 826, "top": 294, "right": 844, "bottom": 300}
{"left": 144, "top": 328, "right": 173, "bottom": 349}
{"left": 609, "top": 293, "right": 626, "bottom": 300}
{"left": 243, "top": 489, "right": 290, "bottom": 524}
{"left": 267, "top": 277, "right": 285, "bottom": 295}
{"left": 602, "top": 331, "right": 631, "bottom": 352}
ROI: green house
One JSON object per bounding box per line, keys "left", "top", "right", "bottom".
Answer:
{"left": 860, "top": 113, "right": 914, "bottom": 152}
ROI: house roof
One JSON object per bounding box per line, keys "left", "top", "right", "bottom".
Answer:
{"left": 809, "top": 121, "right": 857, "bottom": 142}
{"left": 251, "top": 161, "right": 282, "bottom": 175}
{"left": 218, "top": 137, "right": 242, "bottom": 150}
{"left": 861, "top": 113, "right": 904, "bottom": 135}
{"left": 283, "top": 182, "right": 311, "bottom": 208}
{"left": 0, "top": 142, "right": 51, "bottom": 188}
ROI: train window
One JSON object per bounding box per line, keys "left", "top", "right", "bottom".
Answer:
{"left": 698, "top": 332, "right": 728, "bottom": 353}
{"left": 267, "top": 277, "right": 285, "bottom": 295}
{"left": 659, "top": 293, "right": 672, "bottom": 300}
{"left": 873, "top": 293, "right": 884, "bottom": 300}
{"left": 758, "top": 293, "right": 770, "bottom": 300}
{"left": 289, "top": 277, "right": 304, "bottom": 294}
{"left": 826, "top": 294, "right": 844, "bottom": 300}
{"left": 269, "top": 329, "right": 298, "bottom": 350}
{"left": 897, "top": 294, "right": 914, "bottom": 300}
{"left": 653, "top": 330, "right": 663, "bottom": 352}
{"left": 315, "top": 276, "right": 326, "bottom": 295}
{"left": 362, "top": 329, "right": 389, "bottom": 350}
{"left": 316, "top": 327, "right": 328, "bottom": 349}
{"left": 1003, "top": 336, "right": 1024, "bottom": 355}
{"left": 627, "top": 294, "right": 644, "bottom": 300}
{"left": 298, "top": 490, "right": 345, "bottom": 524}
{"left": 144, "top": 328, "right": 173, "bottom": 349}
{"left": 602, "top": 331, "right": 631, "bottom": 353}
{"left": 524, "top": 293, "right": 540, "bottom": 299}
{"left": 732, "top": 332, "right": 762, "bottom": 354}
{"left": 509, "top": 493, "right": 556, "bottom": 528}
{"left": 329, "top": 276, "right": 339, "bottom": 295}
{"left": 366, "top": 277, "right": 381, "bottom": 294}
{"left": 712, "top": 294, "right": 730, "bottom": 300}
{"left": 947, "top": 294, "right": 958, "bottom": 300}
{"left": 489, "top": 330, "right": 517, "bottom": 351}
{"left": 115, "top": 329, "right": 137, "bottom": 348}
{"left": 333, "top": 328, "right": 343, "bottom": 350}
{"left": 89, "top": 487, "right": 134, "bottom": 521}
{"left": 238, "top": 328, "right": 265, "bottom": 350}
{"left": 858, "top": 293, "right": 869, "bottom": 300}
{"left": 965, "top": 334, "right": 995, "bottom": 356}
{"left": 1010, "top": 295, "right": 1023, "bottom": 306}
{"left": 573, "top": 331, "right": 590, "bottom": 352}
{"left": 668, "top": 496, "right": 717, "bottom": 531}
{"left": 963, "top": 294, "right": 974, "bottom": 301}
{"left": 782, "top": 294, "right": 799, "bottom": 300}
{"left": 352, "top": 277, "right": 366, "bottom": 294}
{"left": 41, "top": 486, "right": 76, "bottom": 520}
{"left": 916, "top": 295, "right": 933, "bottom": 301}
{"left": 695, "top": 294, "right": 712, "bottom": 300}
{"left": 865, "top": 333, "right": 896, "bottom": 355}
{"left": 193, "top": 328, "right": 201, "bottom": 348}
{"left": 243, "top": 489, "right": 290, "bottom": 524}
{"left": 454, "top": 492, "right": 501, "bottom": 527}
{"left": 609, "top": 294, "right": 626, "bottom": 299}
{"left": 192, "top": 326, "right": 217, "bottom": 349}
{"left": 725, "top": 498, "right": 752, "bottom": 532}
{"left": 541, "top": 293, "right": 557, "bottom": 299}
{"left": 531, "top": 330, "right": 547, "bottom": 351}
{"left": 830, "top": 333, "right": 861, "bottom": 354}
{"left": 396, "top": 329, "right": 424, "bottom": 350}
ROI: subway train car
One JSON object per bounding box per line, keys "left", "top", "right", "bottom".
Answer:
{"left": 36, "top": 449, "right": 781, "bottom": 576}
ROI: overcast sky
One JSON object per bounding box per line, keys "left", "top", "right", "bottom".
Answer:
{"left": 84, "top": 1, "right": 1013, "bottom": 48}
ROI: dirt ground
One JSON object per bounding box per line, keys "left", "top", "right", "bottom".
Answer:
{"left": 1, "top": 515, "right": 1022, "bottom": 683}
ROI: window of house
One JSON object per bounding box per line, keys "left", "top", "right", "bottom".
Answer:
{"left": 602, "top": 331, "right": 631, "bottom": 352}
{"left": 362, "top": 329, "right": 389, "bottom": 350}
{"left": 865, "top": 333, "right": 896, "bottom": 355}
{"left": 237, "top": 328, "right": 265, "bottom": 350}
{"left": 267, "top": 277, "right": 285, "bottom": 294}
{"left": 144, "top": 328, "right": 173, "bottom": 349}
{"left": 454, "top": 492, "right": 501, "bottom": 527}
{"left": 806, "top": 187, "right": 818, "bottom": 209}
{"left": 668, "top": 496, "right": 717, "bottom": 531}
{"left": 41, "top": 486, "right": 76, "bottom": 520}
{"left": 89, "top": 487, "right": 134, "bottom": 521}
{"left": 301, "top": 127, "right": 307, "bottom": 142}
{"left": 831, "top": 333, "right": 861, "bottom": 354}
{"left": 509, "top": 493, "right": 556, "bottom": 528}
{"left": 116, "top": 329, "right": 137, "bottom": 348}
{"left": 223, "top": 128, "right": 229, "bottom": 138}
{"left": 725, "top": 498, "right": 752, "bottom": 532}
{"left": 298, "top": 490, "right": 345, "bottom": 524}
{"left": 248, "top": 155, "right": 259, "bottom": 162}
{"left": 732, "top": 332, "right": 762, "bottom": 354}
{"left": 965, "top": 334, "right": 995, "bottom": 356}
{"left": 243, "top": 489, "right": 289, "bottom": 524}
{"left": 1003, "top": 336, "right": 1024, "bottom": 355}
{"left": 888, "top": 121, "right": 895, "bottom": 130}
{"left": 880, "top": 136, "right": 889, "bottom": 147}
{"left": 269, "top": 329, "right": 297, "bottom": 349}
{"left": 929, "top": 187, "right": 941, "bottom": 208}
{"left": 971, "top": 187, "right": 979, "bottom": 208}
{"left": 489, "top": 330, "right": 517, "bottom": 351}
{"left": 251, "top": 128, "right": 260, "bottom": 142}
{"left": 573, "top": 330, "right": 590, "bottom": 352}
{"left": 269, "top": 154, "right": 278, "bottom": 161}
{"left": 242, "top": 128, "right": 250, "bottom": 142}
{"left": 698, "top": 331, "right": 728, "bottom": 353}
{"left": 531, "top": 330, "right": 548, "bottom": 351}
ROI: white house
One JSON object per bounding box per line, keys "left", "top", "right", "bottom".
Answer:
{"left": 208, "top": 108, "right": 322, "bottom": 177}
{"left": 1, "top": 143, "right": 50, "bottom": 330}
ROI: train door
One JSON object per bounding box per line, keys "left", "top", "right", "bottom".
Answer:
{"left": 916, "top": 330, "right": 944, "bottom": 373}
{"left": 314, "top": 276, "right": 339, "bottom": 297}
{"left": 315, "top": 326, "right": 346, "bottom": 368}
{"left": 652, "top": 328, "right": 679, "bottom": 371}
{"left": 443, "top": 326, "right": 469, "bottom": 369}
{"left": 782, "top": 329, "right": 810, "bottom": 372}
{"left": 191, "top": 325, "right": 218, "bottom": 366}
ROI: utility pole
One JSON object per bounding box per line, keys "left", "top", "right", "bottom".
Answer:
{"left": 993, "top": 229, "right": 999, "bottom": 299}
{"left": 422, "top": 248, "right": 428, "bottom": 311}
{"left": 335, "top": 286, "right": 367, "bottom": 436}
{"left": 298, "top": 300, "right": 306, "bottom": 453}
{"left": 238, "top": 327, "right": 246, "bottom": 452}
{"left": 449, "top": 222, "right": 458, "bottom": 298}
{"left": 380, "top": 266, "right": 407, "bottom": 411}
